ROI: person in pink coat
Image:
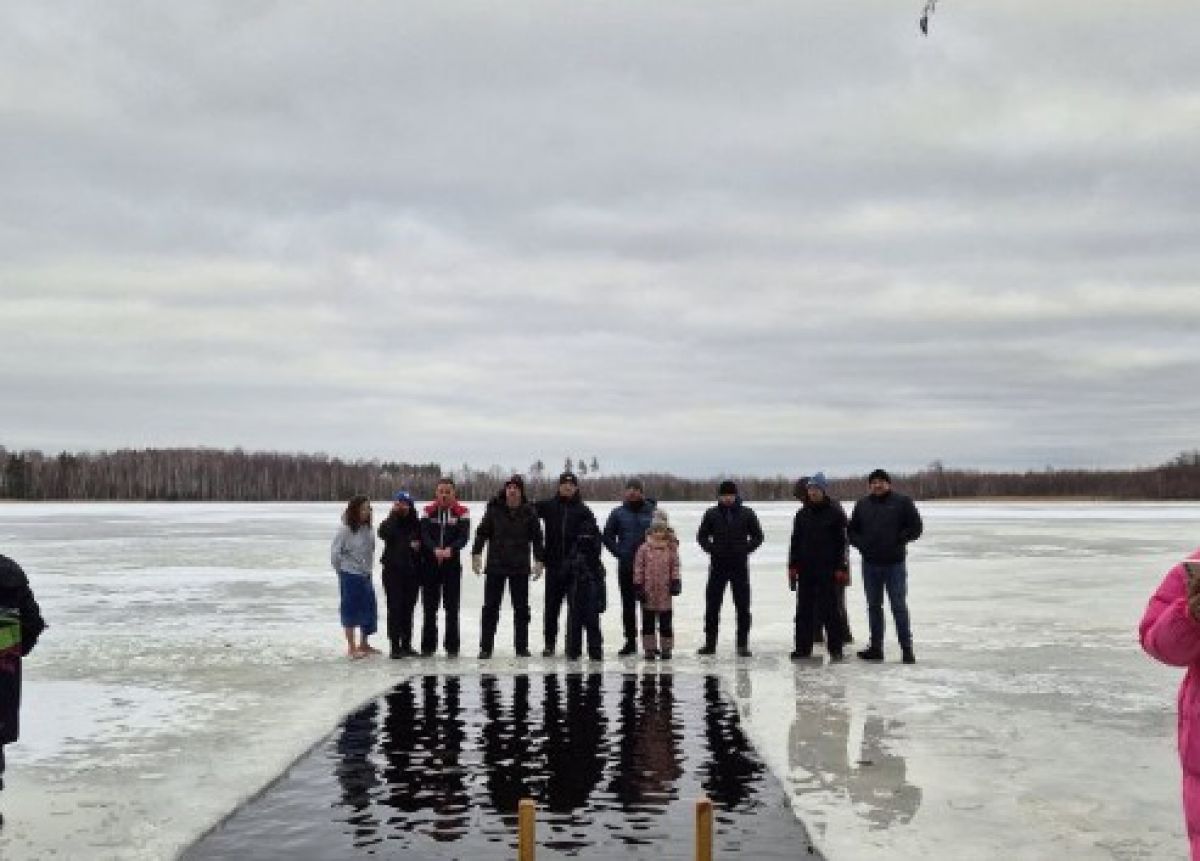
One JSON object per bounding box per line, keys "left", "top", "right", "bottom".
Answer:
{"left": 633, "top": 509, "right": 681, "bottom": 660}
{"left": 1140, "top": 549, "right": 1200, "bottom": 858}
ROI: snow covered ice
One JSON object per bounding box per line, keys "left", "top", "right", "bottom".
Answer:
{"left": 0, "top": 500, "right": 1193, "bottom": 859}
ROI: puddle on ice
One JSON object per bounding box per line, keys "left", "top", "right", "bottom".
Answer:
{"left": 183, "top": 672, "right": 817, "bottom": 860}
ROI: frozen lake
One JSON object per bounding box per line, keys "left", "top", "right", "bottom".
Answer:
{"left": 0, "top": 500, "right": 1193, "bottom": 859}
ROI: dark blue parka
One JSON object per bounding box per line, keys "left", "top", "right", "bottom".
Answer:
{"left": 602, "top": 499, "right": 658, "bottom": 564}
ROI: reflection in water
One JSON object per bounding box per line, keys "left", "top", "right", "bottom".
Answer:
{"left": 335, "top": 700, "right": 382, "bottom": 847}
{"left": 185, "top": 672, "right": 817, "bottom": 860}
{"left": 701, "top": 675, "right": 764, "bottom": 812}
{"left": 789, "top": 669, "right": 923, "bottom": 832}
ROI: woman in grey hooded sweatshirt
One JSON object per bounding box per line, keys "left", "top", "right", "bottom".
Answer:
{"left": 331, "top": 494, "right": 379, "bottom": 658}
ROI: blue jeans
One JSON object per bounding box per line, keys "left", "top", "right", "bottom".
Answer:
{"left": 862, "top": 561, "right": 912, "bottom": 648}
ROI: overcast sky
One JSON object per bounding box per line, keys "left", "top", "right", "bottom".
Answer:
{"left": 2, "top": 1, "right": 1198, "bottom": 478}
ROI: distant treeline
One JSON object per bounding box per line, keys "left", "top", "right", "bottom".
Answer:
{"left": 3, "top": 446, "right": 1200, "bottom": 502}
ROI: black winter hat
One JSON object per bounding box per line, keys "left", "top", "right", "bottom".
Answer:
{"left": 625, "top": 477, "right": 644, "bottom": 492}
{"left": 558, "top": 471, "right": 579, "bottom": 485}
{"left": 868, "top": 468, "right": 892, "bottom": 484}
{"left": 505, "top": 474, "right": 526, "bottom": 491}
{"left": 718, "top": 480, "right": 738, "bottom": 496}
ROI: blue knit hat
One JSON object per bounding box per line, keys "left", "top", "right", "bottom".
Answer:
{"left": 809, "top": 472, "right": 830, "bottom": 493}
{"left": 392, "top": 490, "right": 416, "bottom": 506}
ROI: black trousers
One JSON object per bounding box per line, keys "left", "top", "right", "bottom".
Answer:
{"left": 795, "top": 573, "right": 843, "bottom": 655}
{"left": 565, "top": 574, "right": 603, "bottom": 659}
{"left": 617, "top": 558, "right": 638, "bottom": 642}
{"left": 480, "top": 567, "right": 531, "bottom": 652}
{"left": 420, "top": 565, "right": 462, "bottom": 655}
{"left": 382, "top": 566, "right": 422, "bottom": 649}
{"left": 641, "top": 608, "right": 674, "bottom": 637}
{"left": 542, "top": 567, "right": 569, "bottom": 650}
{"left": 703, "top": 561, "right": 752, "bottom": 647}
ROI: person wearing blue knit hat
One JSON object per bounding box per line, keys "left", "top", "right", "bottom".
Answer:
{"left": 378, "top": 490, "right": 423, "bottom": 658}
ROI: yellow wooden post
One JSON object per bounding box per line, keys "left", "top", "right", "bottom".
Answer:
{"left": 518, "top": 797, "right": 536, "bottom": 861}
{"left": 695, "top": 796, "right": 714, "bottom": 861}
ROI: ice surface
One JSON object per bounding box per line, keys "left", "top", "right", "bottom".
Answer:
{"left": 0, "top": 500, "right": 1192, "bottom": 859}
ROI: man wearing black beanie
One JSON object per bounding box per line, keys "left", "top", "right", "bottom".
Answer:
{"left": 696, "top": 480, "right": 764, "bottom": 657}
{"left": 848, "top": 468, "right": 923, "bottom": 663}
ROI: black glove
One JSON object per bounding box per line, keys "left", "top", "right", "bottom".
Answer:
{"left": 669, "top": 579, "right": 681, "bottom": 596}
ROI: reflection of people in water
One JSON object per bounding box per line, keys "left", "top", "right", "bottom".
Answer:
{"left": 847, "top": 715, "right": 922, "bottom": 828}
{"left": 788, "top": 671, "right": 922, "bottom": 829}
{"left": 542, "top": 672, "right": 607, "bottom": 813}
{"left": 481, "top": 674, "right": 537, "bottom": 817}
{"left": 334, "top": 700, "right": 382, "bottom": 845}
{"left": 700, "top": 675, "right": 763, "bottom": 811}
{"left": 631, "top": 673, "right": 683, "bottom": 803}
{"left": 377, "top": 675, "right": 470, "bottom": 843}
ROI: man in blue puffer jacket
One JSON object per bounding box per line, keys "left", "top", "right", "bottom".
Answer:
{"left": 602, "top": 478, "right": 657, "bottom": 656}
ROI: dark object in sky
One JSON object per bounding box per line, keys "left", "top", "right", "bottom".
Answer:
{"left": 920, "top": 0, "right": 937, "bottom": 35}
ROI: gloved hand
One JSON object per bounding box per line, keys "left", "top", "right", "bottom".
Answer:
{"left": 532, "top": 560, "right": 544, "bottom": 581}
{"left": 788, "top": 566, "right": 799, "bottom": 592}
{"left": 635, "top": 584, "right": 647, "bottom": 603}
{"left": 669, "top": 579, "right": 681, "bottom": 597}
{"left": 471, "top": 554, "right": 483, "bottom": 577}
{"left": 835, "top": 566, "right": 850, "bottom": 587}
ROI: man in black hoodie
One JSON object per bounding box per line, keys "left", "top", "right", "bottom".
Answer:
{"left": 472, "top": 474, "right": 546, "bottom": 658}
{"left": 534, "top": 471, "right": 600, "bottom": 657}
{"left": 377, "top": 490, "right": 423, "bottom": 659}
{"left": 848, "top": 468, "right": 923, "bottom": 664}
{"left": 696, "top": 480, "right": 764, "bottom": 657}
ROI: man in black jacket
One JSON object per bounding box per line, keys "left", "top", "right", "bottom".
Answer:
{"left": 419, "top": 478, "right": 472, "bottom": 657}
{"left": 1, "top": 554, "right": 46, "bottom": 820}
{"left": 848, "top": 468, "right": 924, "bottom": 664}
{"left": 696, "top": 480, "right": 764, "bottom": 657}
{"left": 534, "top": 471, "right": 600, "bottom": 657}
{"left": 472, "top": 474, "right": 546, "bottom": 658}
{"left": 378, "top": 491, "right": 423, "bottom": 659}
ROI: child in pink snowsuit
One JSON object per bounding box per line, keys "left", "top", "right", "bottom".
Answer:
{"left": 633, "top": 509, "right": 681, "bottom": 660}
{"left": 1140, "top": 548, "right": 1200, "bottom": 859}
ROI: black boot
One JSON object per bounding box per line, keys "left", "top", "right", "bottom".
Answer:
{"left": 697, "top": 641, "right": 717, "bottom": 656}
{"left": 857, "top": 644, "right": 884, "bottom": 661}
{"left": 389, "top": 640, "right": 403, "bottom": 659}
{"left": 617, "top": 639, "right": 638, "bottom": 657}
{"left": 736, "top": 645, "right": 753, "bottom": 658}
{"left": 901, "top": 645, "right": 916, "bottom": 664}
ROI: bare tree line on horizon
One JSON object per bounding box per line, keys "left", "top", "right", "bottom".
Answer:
{"left": 3, "top": 445, "right": 1200, "bottom": 503}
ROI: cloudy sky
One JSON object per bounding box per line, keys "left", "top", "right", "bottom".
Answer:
{"left": 2, "top": 1, "right": 1198, "bottom": 477}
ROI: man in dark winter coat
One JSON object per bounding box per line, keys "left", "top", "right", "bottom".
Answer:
{"left": 696, "top": 480, "right": 764, "bottom": 657}
{"left": 0, "top": 554, "right": 46, "bottom": 816}
{"left": 788, "top": 473, "right": 850, "bottom": 660}
{"left": 848, "top": 468, "right": 924, "bottom": 664}
{"left": 378, "top": 490, "right": 424, "bottom": 659}
{"left": 472, "top": 475, "right": 546, "bottom": 658}
{"left": 419, "top": 478, "right": 471, "bottom": 657}
{"left": 534, "top": 471, "right": 600, "bottom": 657}
{"left": 602, "top": 478, "right": 657, "bottom": 657}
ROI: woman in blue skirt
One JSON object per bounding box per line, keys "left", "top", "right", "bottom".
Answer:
{"left": 331, "top": 494, "right": 380, "bottom": 658}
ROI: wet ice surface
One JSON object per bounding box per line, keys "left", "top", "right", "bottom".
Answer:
{"left": 0, "top": 501, "right": 1192, "bottom": 859}
{"left": 185, "top": 672, "right": 813, "bottom": 860}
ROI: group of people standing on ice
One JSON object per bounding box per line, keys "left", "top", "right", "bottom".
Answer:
{"left": 331, "top": 467, "right": 923, "bottom": 664}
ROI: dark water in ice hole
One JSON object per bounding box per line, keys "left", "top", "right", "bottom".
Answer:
{"left": 184, "top": 673, "right": 819, "bottom": 860}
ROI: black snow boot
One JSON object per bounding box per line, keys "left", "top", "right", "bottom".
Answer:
{"left": 617, "top": 639, "right": 638, "bottom": 657}
{"left": 389, "top": 641, "right": 403, "bottom": 659}
{"left": 857, "top": 644, "right": 885, "bottom": 662}
{"left": 902, "top": 646, "right": 916, "bottom": 664}
{"left": 697, "top": 642, "right": 717, "bottom": 656}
